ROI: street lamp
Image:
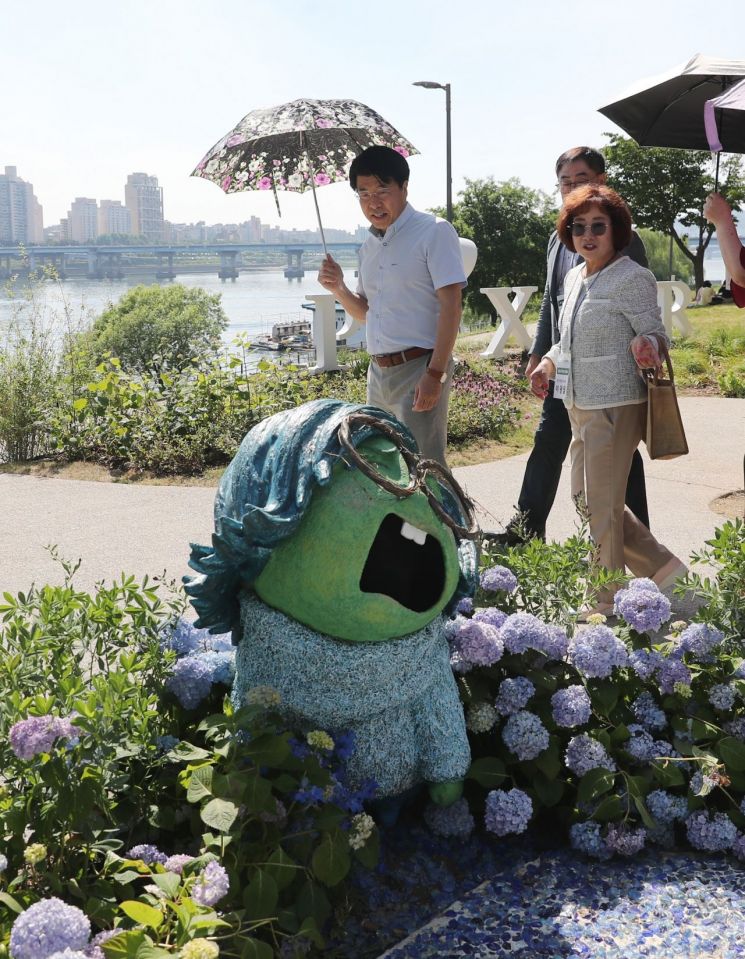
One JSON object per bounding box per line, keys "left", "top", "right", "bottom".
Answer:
{"left": 413, "top": 80, "right": 452, "bottom": 222}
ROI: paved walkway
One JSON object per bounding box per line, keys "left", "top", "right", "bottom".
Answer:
{"left": 1, "top": 397, "right": 742, "bottom": 597}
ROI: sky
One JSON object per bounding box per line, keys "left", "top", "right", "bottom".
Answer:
{"left": 4, "top": 0, "right": 745, "bottom": 234}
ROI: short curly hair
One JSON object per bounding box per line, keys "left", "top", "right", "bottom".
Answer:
{"left": 557, "top": 184, "right": 632, "bottom": 253}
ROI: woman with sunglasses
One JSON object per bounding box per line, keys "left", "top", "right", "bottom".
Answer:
{"left": 529, "top": 184, "right": 686, "bottom": 615}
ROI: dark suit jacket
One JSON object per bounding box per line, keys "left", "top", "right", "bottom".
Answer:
{"left": 530, "top": 230, "right": 649, "bottom": 358}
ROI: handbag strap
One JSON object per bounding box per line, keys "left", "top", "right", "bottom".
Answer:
{"left": 642, "top": 340, "right": 674, "bottom": 386}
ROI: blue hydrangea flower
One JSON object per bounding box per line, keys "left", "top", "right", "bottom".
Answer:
{"left": 499, "top": 613, "right": 549, "bottom": 655}
{"left": 551, "top": 685, "right": 591, "bottom": 727}
{"left": 678, "top": 622, "right": 724, "bottom": 659}
{"left": 656, "top": 657, "right": 692, "bottom": 695}
{"left": 46, "top": 951, "right": 88, "bottom": 959}
{"left": 646, "top": 789, "right": 688, "bottom": 824}
{"left": 466, "top": 701, "right": 499, "bottom": 733}
{"left": 163, "top": 618, "right": 232, "bottom": 656}
{"left": 629, "top": 649, "right": 664, "bottom": 681}
{"left": 569, "top": 821, "right": 612, "bottom": 860}
{"left": 624, "top": 724, "right": 657, "bottom": 762}
{"left": 423, "top": 797, "right": 475, "bottom": 839}
{"left": 484, "top": 788, "right": 532, "bottom": 836}
{"left": 199, "top": 649, "right": 236, "bottom": 686}
{"left": 191, "top": 861, "right": 230, "bottom": 907}
{"left": 733, "top": 662, "right": 745, "bottom": 680}
{"left": 456, "top": 597, "right": 474, "bottom": 616}
{"left": 631, "top": 692, "right": 667, "bottom": 731}
{"left": 565, "top": 734, "right": 616, "bottom": 777}
{"left": 494, "top": 677, "right": 536, "bottom": 716}
{"left": 156, "top": 735, "right": 180, "bottom": 753}
{"left": 166, "top": 655, "right": 213, "bottom": 709}
{"left": 472, "top": 607, "right": 508, "bottom": 630}
{"left": 84, "top": 930, "right": 123, "bottom": 959}
{"left": 732, "top": 834, "right": 745, "bottom": 862}
{"left": 539, "top": 624, "right": 569, "bottom": 661}
{"left": 689, "top": 770, "right": 718, "bottom": 797}
{"left": 444, "top": 614, "right": 469, "bottom": 642}
{"left": 164, "top": 854, "right": 194, "bottom": 874}
{"left": 9, "top": 898, "right": 91, "bottom": 959}
{"left": 127, "top": 844, "right": 167, "bottom": 866}
{"left": 479, "top": 565, "right": 518, "bottom": 593}
{"left": 449, "top": 649, "right": 472, "bottom": 675}
{"left": 9, "top": 715, "right": 80, "bottom": 761}
{"left": 501, "top": 710, "right": 549, "bottom": 761}
{"left": 725, "top": 718, "right": 745, "bottom": 739}
{"left": 604, "top": 822, "right": 646, "bottom": 857}
{"left": 613, "top": 580, "right": 671, "bottom": 634}
{"left": 686, "top": 810, "right": 738, "bottom": 851}
{"left": 568, "top": 625, "right": 628, "bottom": 679}
{"left": 454, "top": 620, "right": 504, "bottom": 667}
{"left": 709, "top": 683, "right": 736, "bottom": 711}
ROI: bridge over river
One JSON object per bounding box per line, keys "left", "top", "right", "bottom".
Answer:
{"left": 0, "top": 242, "right": 361, "bottom": 281}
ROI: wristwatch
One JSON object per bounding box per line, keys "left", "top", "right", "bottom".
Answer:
{"left": 426, "top": 365, "right": 447, "bottom": 384}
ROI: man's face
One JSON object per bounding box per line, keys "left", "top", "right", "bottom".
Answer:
{"left": 355, "top": 174, "right": 408, "bottom": 232}
{"left": 557, "top": 159, "right": 605, "bottom": 206}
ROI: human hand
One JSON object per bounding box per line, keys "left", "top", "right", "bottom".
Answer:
{"left": 525, "top": 353, "right": 541, "bottom": 378}
{"left": 317, "top": 254, "right": 343, "bottom": 293}
{"left": 412, "top": 370, "right": 442, "bottom": 412}
{"left": 704, "top": 193, "right": 734, "bottom": 228}
{"left": 631, "top": 334, "right": 662, "bottom": 369}
{"left": 529, "top": 358, "right": 555, "bottom": 399}
{"left": 428, "top": 779, "right": 463, "bottom": 807}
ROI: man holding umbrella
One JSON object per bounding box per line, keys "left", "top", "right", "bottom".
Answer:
{"left": 318, "top": 146, "right": 466, "bottom": 465}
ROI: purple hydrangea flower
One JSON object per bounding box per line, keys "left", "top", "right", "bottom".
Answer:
{"left": 568, "top": 625, "right": 628, "bottom": 679}
{"left": 604, "top": 822, "right": 646, "bottom": 857}
{"left": 725, "top": 718, "right": 745, "bottom": 739}
{"left": 686, "top": 810, "right": 738, "bottom": 851}
{"left": 454, "top": 621, "right": 504, "bottom": 666}
{"left": 444, "top": 614, "right": 469, "bottom": 642}
{"left": 484, "top": 788, "right": 532, "bottom": 836}
{"left": 625, "top": 724, "right": 657, "bottom": 762}
{"left": 613, "top": 580, "right": 671, "bottom": 634}
{"left": 629, "top": 649, "right": 664, "bottom": 681}
{"left": 164, "top": 854, "right": 194, "bottom": 874}
{"left": 449, "top": 649, "right": 473, "bottom": 675}
{"left": 47, "top": 951, "right": 88, "bottom": 959}
{"left": 9, "top": 898, "right": 91, "bottom": 959}
{"left": 539, "top": 624, "right": 570, "bottom": 661}
{"left": 423, "top": 797, "right": 475, "bottom": 839}
{"left": 127, "top": 844, "right": 167, "bottom": 866}
{"left": 656, "top": 657, "right": 692, "bottom": 695}
{"left": 565, "top": 734, "right": 616, "bottom": 777}
{"left": 86, "top": 930, "right": 125, "bottom": 959}
{"left": 551, "top": 686, "right": 592, "bottom": 727}
{"left": 631, "top": 692, "right": 667, "bottom": 731}
{"left": 569, "top": 821, "right": 612, "bottom": 860}
{"left": 733, "top": 834, "right": 745, "bottom": 862}
{"left": 166, "top": 655, "right": 213, "bottom": 709}
{"left": 473, "top": 607, "right": 508, "bottom": 630}
{"left": 479, "top": 565, "right": 518, "bottom": 593}
{"left": 9, "top": 715, "right": 79, "bottom": 760}
{"left": 689, "top": 770, "right": 718, "bottom": 797}
{"left": 191, "top": 861, "right": 230, "bottom": 907}
{"left": 646, "top": 789, "right": 688, "bottom": 824}
{"left": 709, "top": 683, "right": 736, "bottom": 712}
{"left": 494, "top": 677, "right": 535, "bottom": 715}
{"left": 199, "top": 650, "right": 236, "bottom": 686}
{"left": 499, "top": 613, "right": 549, "bottom": 655}
{"left": 678, "top": 623, "right": 724, "bottom": 658}
{"left": 456, "top": 596, "right": 474, "bottom": 616}
{"left": 501, "top": 710, "right": 549, "bottom": 761}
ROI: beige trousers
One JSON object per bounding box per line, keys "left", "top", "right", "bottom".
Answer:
{"left": 569, "top": 403, "right": 674, "bottom": 589}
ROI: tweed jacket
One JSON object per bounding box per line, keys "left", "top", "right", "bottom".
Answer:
{"left": 545, "top": 256, "right": 668, "bottom": 410}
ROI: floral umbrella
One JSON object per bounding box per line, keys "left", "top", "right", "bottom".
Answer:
{"left": 192, "top": 98, "right": 418, "bottom": 253}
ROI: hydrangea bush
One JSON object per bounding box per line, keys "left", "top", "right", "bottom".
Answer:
{"left": 447, "top": 520, "right": 745, "bottom": 863}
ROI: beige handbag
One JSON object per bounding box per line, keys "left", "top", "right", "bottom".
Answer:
{"left": 642, "top": 348, "right": 689, "bottom": 460}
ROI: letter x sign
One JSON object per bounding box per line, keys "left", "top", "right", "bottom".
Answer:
{"left": 479, "top": 287, "right": 537, "bottom": 359}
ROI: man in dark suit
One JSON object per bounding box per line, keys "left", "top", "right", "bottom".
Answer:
{"left": 493, "top": 146, "right": 650, "bottom": 545}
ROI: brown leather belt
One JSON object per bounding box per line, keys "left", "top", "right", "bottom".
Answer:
{"left": 372, "top": 346, "right": 432, "bottom": 368}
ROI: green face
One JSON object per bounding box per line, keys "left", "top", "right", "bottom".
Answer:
{"left": 254, "top": 435, "right": 462, "bottom": 642}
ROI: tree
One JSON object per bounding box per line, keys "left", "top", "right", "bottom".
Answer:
{"left": 635, "top": 228, "right": 693, "bottom": 284}
{"left": 449, "top": 178, "right": 556, "bottom": 318}
{"left": 603, "top": 134, "right": 745, "bottom": 290}
{"left": 84, "top": 284, "right": 229, "bottom": 371}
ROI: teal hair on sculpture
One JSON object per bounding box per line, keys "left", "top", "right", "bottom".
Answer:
{"left": 184, "top": 398, "right": 477, "bottom": 635}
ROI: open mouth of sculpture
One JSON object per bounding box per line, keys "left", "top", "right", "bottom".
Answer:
{"left": 360, "top": 513, "right": 446, "bottom": 612}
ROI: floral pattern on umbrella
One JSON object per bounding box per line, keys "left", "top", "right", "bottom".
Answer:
{"left": 192, "top": 98, "right": 418, "bottom": 204}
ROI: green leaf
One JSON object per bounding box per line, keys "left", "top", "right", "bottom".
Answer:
{"left": 150, "top": 872, "right": 181, "bottom": 898}
{"left": 577, "top": 767, "right": 616, "bottom": 804}
{"left": 718, "top": 736, "right": 745, "bottom": 772}
{"left": 244, "top": 732, "right": 291, "bottom": 766}
{"left": 592, "top": 794, "right": 624, "bottom": 822}
{"left": 633, "top": 796, "right": 657, "bottom": 830}
{"left": 101, "top": 930, "right": 146, "bottom": 958}
{"left": 533, "top": 773, "right": 565, "bottom": 807}
{"left": 0, "top": 891, "right": 23, "bottom": 914}
{"left": 243, "top": 773, "right": 274, "bottom": 812}
{"left": 172, "top": 742, "right": 212, "bottom": 761}
{"left": 466, "top": 756, "right": 507, "bottom": 788}
{"left": 240, "top": 939, "right": 274, "bottom": 959}
{"left": 134, "top": 947, "right": 172, "bottom": 959}
{"left": 244, "top": 868, "right": 279, "bottom": 921}
{"left": 200, "top": 797, "right": 239, "bottom": 833}
{"left": 297, "top": 915, "right": 325, "bottom": 948}
{"left": 187, "top": 765, "right": 214, "bottom": 802}
{"left": 592, "top": 683, "right": 618, "bottom": 715}
{"left": 119, "top": 900, "right": 163, "bottom": 930}
{"left": 295, "top": 880, "right": 331, "bottom": 928}
{"left": 265, "top": 847, "right": 300, "bottom": 891}
{"left": 112, "top": 870, "right": 143, "bottom": 885}
{"left": 353, "top": 827, "right": 380, "bottom": 869}
{"left": 312, "top": 831, "right": 350, "bottom": 887}
{"left": 534, "top": 739, "right": 561, "bottom": 779}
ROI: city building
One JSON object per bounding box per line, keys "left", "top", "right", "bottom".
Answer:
{"left": 98, "top": 199, "right": 132, "bottom": 237}
{"left": 124, "top": 172, "right": 164, "bottom": 241}
{"left": 0, "top": 166, "right": 44, "bottom": 244}
{"left": 67, "top": 197, "right": 99, "bottom": 243}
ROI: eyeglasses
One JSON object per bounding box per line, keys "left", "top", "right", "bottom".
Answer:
{"left": 557, "top": 176, "right": 593, "bottom": 193}
{"left": 356, "top": 188, "right": 393, "bottom": 203}
{"left": 337, "top": 412, "right": 479, "bottom": 539}
{"left": 570, "top": 221, "right": 609, "bottom": 237}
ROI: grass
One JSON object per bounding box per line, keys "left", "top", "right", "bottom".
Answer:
{"left": 671, "top": 303, "right": 745, "bottom": 394}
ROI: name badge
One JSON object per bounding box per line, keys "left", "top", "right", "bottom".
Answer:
{"left": 553, "top": 354, "right": 571, "bottom": 400}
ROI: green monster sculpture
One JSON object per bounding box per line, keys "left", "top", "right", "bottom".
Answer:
{"left": 185, "top": 399, "right": 478, "bottom": 812}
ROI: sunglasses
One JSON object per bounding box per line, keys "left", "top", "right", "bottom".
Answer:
{"left": 570, "top": 221, "right": 608, "bottom": 237}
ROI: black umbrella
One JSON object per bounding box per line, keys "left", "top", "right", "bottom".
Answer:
{"left": 599, "top": 53, "right": 745, "bottom": 186}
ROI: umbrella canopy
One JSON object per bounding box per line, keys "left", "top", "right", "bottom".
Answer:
{"left": 598, "top": 53, "right": 745, "bottom": 151}
{"left": 705, "top": 77, "right": 745, "bottom": 153}
{"left": 192, "top": 98, "right": 418, "bottom": 252}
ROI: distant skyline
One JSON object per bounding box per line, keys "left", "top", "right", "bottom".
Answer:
{"left": 4, "top": 0, "right": 744, "bottom": 234}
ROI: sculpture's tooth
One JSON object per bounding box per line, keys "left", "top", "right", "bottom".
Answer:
{"left": 400, "top": 521, "right": 427, "bottom": 546}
